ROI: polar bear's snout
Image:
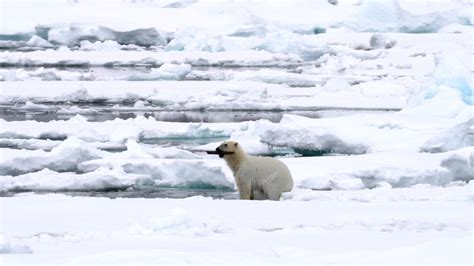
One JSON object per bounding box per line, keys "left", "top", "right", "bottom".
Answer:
{"left": 215, "top": 147, "right": 235, "bottom": 158}
{"left": 216, "top": 147, "right": 225, "bottom": 158}
{"left": 215, "top": 142, "right": 238, "bottom": 158}
{"left": 207, "top": 145, "right": 235, "bottom": 158}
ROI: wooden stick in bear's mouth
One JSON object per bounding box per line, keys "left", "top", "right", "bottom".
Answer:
{"left": 206, "top": 150, "right": 235, "bottom": 155}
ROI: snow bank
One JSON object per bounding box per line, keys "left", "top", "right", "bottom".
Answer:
{"left": 0, "top": 50, "right": 301, "bottom": 67}
{"left": 3, "top": 142, "right": 467, "bottom": 192}
{"left": 79, "top": 158, "right": 233, "bottom": 189}
{"left": 0, "top": 167, "right": 148, "bottom": 192}
{"left": 79, "top": 40, "right": 122, "bottom": 51}
{"left": 122, "top": 63, "right": 191, "bottom": 81}
{"left": 440, "top": 149, "right": 474, "bottom": 183}
{"left": 46, "top": 24, "right": 167, "bottom": 47}
{"left": 2, "top": 0, "right": 470, "bottom": 35}
{"left": 0, "top": 138, "right": 61, "bottom": 151}
{"left": 26, "top": 35, "right": 54, "bottom": 48}
{"left": 0, "top": 81, "right": 408, "bottom": 110}
{"left": 283, "top": 181, "right": 472, "bottom": 202}
{"left": 231, "top": 69, "right": 321, "bottom": 87}
{"left": 166, "top": 26, "right": 329, "bottom": 61}
{"left": 349, "top": 0, "right": 471, "bottom": 33}
{"left": 0, "top": 67, "right": 94, "bottom": 81}
{"left": 0, "top": 157, "right": 233, "bottom": 192}
{"left": 260, "top": 86, "right": 470, "bottom": 154}
{"left": 0, "top": 138, "right": 232, "bottom": 191}
{"left": 431, "top": 54, "right": 473, "bottom": 104}
{"left": 0, "top": 138, "right": 104, "bottom": 176}
{"left": 420, "top": 117, "right": 473, "bottom": 153}
{"left": 284, "top": 148, "right": 473, "bottom": 190}
{"left": 108, "top": 140, "right": 200, "bottom": 160}
{"left": 0, "top": 115, "right": 244, "bottom": 143}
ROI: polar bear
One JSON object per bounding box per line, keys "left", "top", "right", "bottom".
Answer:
{"left": 210, "top": 141, "right": 293, "bottom": 200}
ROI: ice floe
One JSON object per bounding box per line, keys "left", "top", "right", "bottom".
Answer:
{"left": 0, "top": 1, "right": 473, "bottom": 264}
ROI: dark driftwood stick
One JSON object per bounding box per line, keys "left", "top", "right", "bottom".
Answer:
{"left": 206, "top": 150, "right": 235, "bottom": 155}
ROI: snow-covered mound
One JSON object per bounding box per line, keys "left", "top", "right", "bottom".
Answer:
{"left": 259, "top": 75, "right": 472, "bottom": 154}
{"left": 0, "top": 67, "right": 94, "bottom": 81}
{"left": 0, "top": 81, "right": 408, "bottom": 110}
{"left": 347, "top": 0, "right": 471, "bottom": 33}
{"left": 0, "top": 137, "right": 233, "bottom": 191}
{"left": 0, "top": 168, "right": 147, "bottom": 192}
{"left": 1, "top": 0, "right": 469, "bottom": 46}
{"left": 46, "top": 24, "right": 168, "bottom": 47}
{"left": 0, "top": 50, "right": 301, "bottom": 67}
{"left": 286, "top": 147, "right": 472, "bottom": 190}
{"left": 1, "top": 138, "right": 471, "bottom": 192}
{"left": 0, "top": 138, "right": 104, "bottom": 176}
{"left": 80, "top": 158, "right": 233, "bottom": 189}
{"left": 122, "top": 63, "right": 192, "bottom": 81}
{"left": 0, "top": 115, "right": 244, "bottom": 143}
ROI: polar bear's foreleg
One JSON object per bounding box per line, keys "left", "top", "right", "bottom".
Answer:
{"left": 236, "top": 177, "right": 252, "bottom": 200}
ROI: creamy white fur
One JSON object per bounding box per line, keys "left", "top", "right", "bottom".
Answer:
{"left": 217, "top": 141, "right": 293, "bottom": 200}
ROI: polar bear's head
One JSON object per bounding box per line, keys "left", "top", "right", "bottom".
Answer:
{"left": 215, "top": 140, "right": 240, "bottom": 158}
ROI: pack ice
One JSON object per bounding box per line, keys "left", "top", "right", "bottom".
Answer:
{"left": 0, "top": 0, "right": 472, "bottom": 264}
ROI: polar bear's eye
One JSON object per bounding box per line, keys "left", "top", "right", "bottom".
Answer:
{"left": 224, "top": 144, "right": 228, "bottom": 147}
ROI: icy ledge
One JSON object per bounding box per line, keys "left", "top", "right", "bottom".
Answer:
{"left": 0, "top": 50, "right": 301, "bottom": 67}
{"left": 260, "top": 86, "right": 472, "bottom": 154}
{"left": 0, "top": 81, "right": 407, "bottom": 110}
{"left": 0, "top": 148, "right": 471, "bottom": 193}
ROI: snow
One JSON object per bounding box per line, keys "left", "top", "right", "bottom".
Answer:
{"left": 369, "top": 33, "right": 397, "bottom": 49}
{"left": 0, "top": 138, "right": 104, "bottom": 176}
{"left": 349, "top": 0, "right": 472, "bottom": 33}
{"left": 26, "top": 35, "right": 54, "bottom": 48}
{"left": 0, "top": 81, "right": 408, "bottom": 110}
{"left": 0, "top": 0, "right": 473, "bottom": 264}
{"left": 431, "top": 54, "right": 473, "bottom": 104}
{"left": 260, "top": 83, "right": 471, "bottom": 155}
{"left": 0, "top": 115, "right": 242, "bottom": 142}
{"left": 1, "top": 137, "right": 470, "bottom": 192}
{"left": 78, "top": 40, "right": 122, "bottom": 51}
{"left": 0, "top": 67, "right": 94, "bottom": 81}
{"left": 0, "top": 50, "right": 301, "bottom": 67}
{"left": 285, "top": 147, "right": 472, "bottom": 190}
{"left": 355, "top": 0, "right": 403, "bottom": 32}
{"left": 0, "top": 167, "right": 147, "bottom": 192}
{"left": 0, "top": 189, "right": 472, "bottom": 264}
{"left": 122, "top": 63, "right": 192, "bottom": 81}
{"left": 46, "top": 24, "right": 167, "bottom": 47}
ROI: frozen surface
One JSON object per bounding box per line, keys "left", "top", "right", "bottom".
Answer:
{"left": 0, "top": 0, "right": 473, "bottom": 264}
{"left": 0, "top": 189, "right": 472, "bottom": 264}
{"left": 260, "top": 86, "right": 471, "bottom": 154}
{"left": 0, "top": 81, "right": 408, "bottom": 110}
